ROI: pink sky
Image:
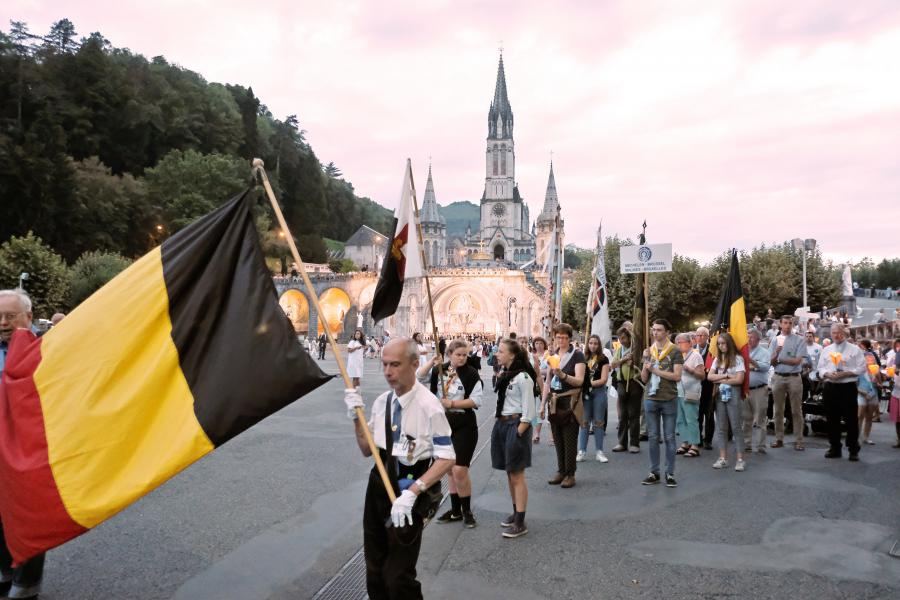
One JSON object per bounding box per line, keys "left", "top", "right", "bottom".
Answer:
{"left": 6, "top": 0, "right": 900, "bottom": 263}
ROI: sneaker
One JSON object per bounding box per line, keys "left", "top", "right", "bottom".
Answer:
{"left": 848, "top": 452, "right": 859, "bottom": 462}
{"left": 734, "top": 459, "right": 746, "bottom": 472}
{"left": 824, "top": 449, "right": 842, "bottom": 459}
{"left": 596, "top": 450, "right": 609, "bottom": 463}
{"left": 436, "top": 510, "right": 462, "bottom": 523}
{"left": 463, "top": 511, "right": 477, "bottom": 528}
{"left": 712, "top": 457, "right": 728, "bottom": 469}
{"left": 756, "top": 447, "right": 767, "bottom": 455}
{"left": 639, "top": 433, "right": 649, "bottom": 441}
{"left": 628, "top": 446, "right": 640, "bottom": 453}
{"left": 665, "top": 474, "right": 677, "bottom": 487}
{"left": 576, "top": 450, "right": 586, "bottom": 462}
{"left": 864, "top": 439, "right": 875, "bottom": 445}
{"left": 502, "top": 522, "right": 528, "bottom": 538}
{"left": 500, "top": 513, "right": 515, "bottom": 527}
{"left": 612, "top": 444, "right": 627, "bottom": 452}
{"left": 642, "top": 473, "right": 661, "bottom": 485}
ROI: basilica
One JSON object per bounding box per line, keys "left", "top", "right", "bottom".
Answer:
{"left": 417, "top": 53, "right": 565, "bottom": 270}
{"left": 290, "top": 54, "right": 568, "bottom": 340}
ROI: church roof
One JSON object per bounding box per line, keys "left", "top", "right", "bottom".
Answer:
{"left": 538, "top": 162, "right": 559, "bottom": 222}
{"left": 345, "top": 224, "right": 388, "bottom": 248}
{"left": 420, "top": 164, "right": 445, "bottom": 224}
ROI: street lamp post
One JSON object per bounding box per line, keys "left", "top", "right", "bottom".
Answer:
{"left": 791, "top": 238, "right": 817, "bottom": 309}
{"left": 17, "top": 272, "right": 29, "bottom": 290}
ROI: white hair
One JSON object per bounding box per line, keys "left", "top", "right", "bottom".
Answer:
{"left": 0, "top": 289, "right": 32, "bottom": 313}
{"left": 696, "top": 326, "right": 710, "bottom": 336}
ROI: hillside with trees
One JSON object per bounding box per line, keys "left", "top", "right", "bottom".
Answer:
{"left": 0, "top": 18, "right": 392, "bottom": 312}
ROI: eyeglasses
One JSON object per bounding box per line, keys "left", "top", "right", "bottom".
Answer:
{"left": 0, "top": 312, "right": 24, "bottom": 322}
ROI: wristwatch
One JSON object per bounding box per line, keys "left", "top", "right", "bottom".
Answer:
{"left": 414, "top": 479, "right": 428, "bottom": 493}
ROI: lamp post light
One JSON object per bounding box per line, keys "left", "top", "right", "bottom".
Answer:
{"left": 17, "top": 272, "right": 29, "bottom": 290}
{"left": 791, "top": 238, "right": 817, "bottom": 309}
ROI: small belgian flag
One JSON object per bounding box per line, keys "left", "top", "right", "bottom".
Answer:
{"left": 708, "top": 250, "right": 750, "bottom": 395}
{"left": 0, "top": 191, "right": 332, "bottom": 563}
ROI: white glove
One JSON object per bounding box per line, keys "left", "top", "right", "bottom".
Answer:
{"left": 390, "top": 489, "right": 417, "bottom": 528}
{"left": 344, "top": 388, "right": 364, "bottom": 420}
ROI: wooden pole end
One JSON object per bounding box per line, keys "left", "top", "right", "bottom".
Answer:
{"left": 252, "top": 158, "right": 265, "bottom": 169}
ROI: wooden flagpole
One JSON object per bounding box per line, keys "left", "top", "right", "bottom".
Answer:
{"left": 583, "top": 224, "right": 601, "bottom": 343}
{"left": 407, "top": 160, "right": 447, "bottom": 397}
{"left": 252, "top": 158, "right": 395, "bottom": 502}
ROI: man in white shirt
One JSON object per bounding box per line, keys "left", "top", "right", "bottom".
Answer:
{"left": 816, "top": 324, "right": 866, "bottom": 461}
{"left": 344, "top": 339, "right": 455, "bottom": 599}
{"left": 802, "top": 330, "right": 823, "bottom": 402}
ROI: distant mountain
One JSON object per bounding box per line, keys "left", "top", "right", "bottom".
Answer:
{"left": 438, "top": 201, "right": 480, "bottom": 239}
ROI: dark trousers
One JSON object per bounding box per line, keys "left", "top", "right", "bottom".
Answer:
{"left": 698, "top": 380, "right": 715, "bottom": 445}
{"left": 318, "top": 344, "right": 326, "bottom": 359}
{"left": 824, "top": 382, "right": 860, "bottom": 453}
{"left": 363, "top": 469, "right": 423, "bottom": 600}
{"left": 0, "top": 519, "right": 45, "bottom": 595}
{"left": 616, "top": 381, "right": 642, "bottom": 447}
{"left": 550, "top": 421, "right": 579, "bottom": 476}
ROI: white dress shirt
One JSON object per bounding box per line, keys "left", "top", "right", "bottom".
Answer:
{"left": 499, "top": 372, "right": 537, "bottom": 424}
{"left": 368, "top": 380, "right": 455, "bottom": 465}
{"left": 816, "top": 341, "right": 866, "bottom": 383}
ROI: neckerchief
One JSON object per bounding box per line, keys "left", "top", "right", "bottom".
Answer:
{"left": 650, "top": 341, "right": 675, "bottom": 363}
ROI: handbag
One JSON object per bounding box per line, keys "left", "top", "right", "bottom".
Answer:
{"left": 383, "top": 394, "right": 442, "bottom": 523}
{"left": 548, "top": 389, "right": 583, "bottom": 427}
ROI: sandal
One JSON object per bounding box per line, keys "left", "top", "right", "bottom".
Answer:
{"left": 676, "top": 445, "right": 690, "bottom": 455}
{"left": 685, "top": 448, "right": 700, "bottom": 457}
{"left": 533, "top": 436, "right": 540, "bottom": 444}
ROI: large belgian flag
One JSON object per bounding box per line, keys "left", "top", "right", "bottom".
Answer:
{"left": 708, "top": 250, "right": 750, "bottom": 396}
{"left": 0, "top": 191, "right": 332, "bottom": 563}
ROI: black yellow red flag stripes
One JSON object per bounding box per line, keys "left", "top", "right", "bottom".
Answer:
{"left": 371, "top": 160, "right": 423, "bottom": 322}
{"left": 0, "top": 190, "right": 332, "bottom": 563}
{"left": 708, "top": 250, "right": 750, "bottom": 395}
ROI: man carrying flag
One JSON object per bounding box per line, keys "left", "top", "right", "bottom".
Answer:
{"left": 0, "top": 191, "right": 332, "bottom": 571}
{"left": 371, "top": 159, "right": 424, "bottom": 323}
{"left": 347, "top": 161, "right": 454, "bottom": 599}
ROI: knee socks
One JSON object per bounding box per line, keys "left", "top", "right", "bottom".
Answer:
{"left": 450, "top": 493, "right": 461, "bottom": 515}
{"left": 460, "top": 495, "right": 471, "bottom": 514}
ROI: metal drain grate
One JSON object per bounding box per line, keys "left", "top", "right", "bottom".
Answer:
{"left": 312, "top": 548, "right": 368, "bottom": 600}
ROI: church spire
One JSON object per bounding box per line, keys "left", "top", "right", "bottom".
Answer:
{"left": 488, "top": 52, "right": 513, "bottom": 139}
{"left": 540, "top": 161, "right": 559, "bottom": 218}
{"left": 420, "top": 163, "right": 444, "bottom": 224}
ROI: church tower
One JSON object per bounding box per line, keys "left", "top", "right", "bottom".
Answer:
{"left": 480, "top": 53, "right": 527, "bottom": 261}
{"left": 535, "top": 162, "right": 564, "bottom": 267}
{"left": 419, "top": 164, "right": 446, "bottom": 267}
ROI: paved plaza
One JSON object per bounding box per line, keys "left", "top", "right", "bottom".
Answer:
{"left": 40, "top": 354, "right": 900, "bottom": 599}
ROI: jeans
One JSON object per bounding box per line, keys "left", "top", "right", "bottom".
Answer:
{"left": 645, "top": 399, "right": 677, "bottom": 476}
{"left": 578, "top": 387, "right": 608, "bottom": 452}
{"left": 716, "top": 393, "right": 744, "bottom": 455}
{"left": 676, "top": 397, "right": 700, "bottom": 445}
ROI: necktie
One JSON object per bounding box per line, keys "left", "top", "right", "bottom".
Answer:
{"left": 392, "top": 396, "right": 401, "bottom": 443}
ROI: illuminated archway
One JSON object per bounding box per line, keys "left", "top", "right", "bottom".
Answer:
{"left": 279, "top": 289, "right": 309, "bottom": 334}
{"left": 318, "top": 287, "right": 352, "bottom": 336}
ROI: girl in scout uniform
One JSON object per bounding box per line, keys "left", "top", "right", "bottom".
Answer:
{"left": 416, "top": 339, "right": 483, "bottom": 527}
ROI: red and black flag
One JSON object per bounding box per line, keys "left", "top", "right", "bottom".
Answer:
{"left": 708, "top": 249, "right": 750, "bottom": 395}
{"left": 0, "top": 190, "right": 332, "bottom": 563}
{"left": 370, "top": 159, "right": 423, "bottom": 322}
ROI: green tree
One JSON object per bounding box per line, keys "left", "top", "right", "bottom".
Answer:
{"left": 0, "top": 232, "right": 70, "bottom": 317}
{"left": 72, "top": 157, "right": 151, "bottom": 257}
{"left": 68, "top": 250, "right": 132, "bottom": 307}
{"left": 328, "top": 258, "right": 358, "bottom": 273}
{"left": 43, "top": 18, "right": 80, "bottom": 54}
{"left": 648, "top": 255, "right": 706, "bottom": 332}
{"left": 145, "top": 149, "right": 248, "bottom": 231}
